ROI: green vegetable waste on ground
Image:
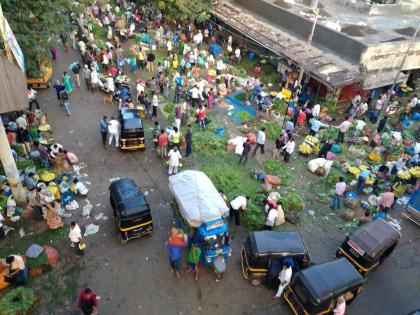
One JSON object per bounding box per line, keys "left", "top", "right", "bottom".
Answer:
{"left": 235, "top": 111, "right": 252, "bottom": 122}
{"left": 263, "top": 160, "right": 293, "bottom": 186}
{"left": 27, "top": 252, "right": 51, "bottom": 272}
{"left": 201, "top": 161, "right": 265, "bottom": 230}
{"left": 278, "top": 192, "right": 305, "bottom": 213}
{"left": 262, "top": 121, "right": 282, "bottom": 141}
{"left": 0, "top": 287, "right": 38, "bottom": 315}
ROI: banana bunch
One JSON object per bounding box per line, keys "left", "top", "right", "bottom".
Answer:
{"left": 397, "top": 170, "right": 411, "bottom": 180}
{"left": 365, "top": 174, "right": 376, "bottom": 185}
{"left": 299, "top": 143, "right": 312, "bottom": 154}
{"left": 305, "top": 135, "right": 319, "bottom": 144}
{"left": 39, "top": 170, "right": 56, "bottom": 182}
{"left": 313, "top": 144, "right": 320, "bottom": 155}
{"left": 359, "top": 164, "right": 369, "bottom": 171}
{"left": 348, "top": 166, "right": 361, "bottom": 175}
{"left": 368, "top": 152, "right": 382, "bottom": 163}
{"left": 409, "top": 166, "right": 420, "bottom": 178}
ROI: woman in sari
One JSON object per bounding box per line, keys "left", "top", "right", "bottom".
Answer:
{"left": 63, "top": 71, "right": 73, "bottom": 93}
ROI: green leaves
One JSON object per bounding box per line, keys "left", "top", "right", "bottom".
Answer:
{"left": 1, "top": 0, "right": 75, "bottom": 75}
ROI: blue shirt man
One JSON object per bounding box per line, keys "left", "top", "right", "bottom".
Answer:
{"left": 100, "top": 116, "right": 108, "bottom": 146}
{"left": 358, "top": 169, "right": 371, "bottom": 192}
{"left": 310, "top": 118, "right": 328, "bottom": 135}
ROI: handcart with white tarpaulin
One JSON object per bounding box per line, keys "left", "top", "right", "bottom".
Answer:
{"left": 169, "top": 170, "right": 232, "bottom": 277}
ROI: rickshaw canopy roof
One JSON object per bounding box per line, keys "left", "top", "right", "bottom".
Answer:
{"left": 168, "top": 170, "right": 229, "bottom": 228}
{"left": 348, "top": 218, "right": 401, "bottom": 258}
{"left": 248, "top": 231, "right": 307, "bottom": 257}
{"left": 296, "top": 258, "right": 364, "bottom": 303}
{"left": 109, "top": 178, "right": 149, "bottom": 216}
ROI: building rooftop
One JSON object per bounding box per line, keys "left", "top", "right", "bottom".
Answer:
{"left": 214, "top": 2, "right": 361, "bottom": 88}
{"left": 277, "top": 0, "right": 420, "bottom": 45}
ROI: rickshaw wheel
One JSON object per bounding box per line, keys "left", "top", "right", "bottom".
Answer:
{"left": 250, "top": 278, "right": 262, "bottom": 286}
{"left": 119, "top": 234, "right": 128, "bottom": 245}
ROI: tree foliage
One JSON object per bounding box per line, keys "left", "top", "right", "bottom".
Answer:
{"left": 156, "top": 0, "right": 213, "bottom": 22}
{"left": 0, "top": 0, "right": 77, "bottom": 76}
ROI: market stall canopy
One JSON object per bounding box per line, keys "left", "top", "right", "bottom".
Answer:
{"left": 168, "top": 170, "right": 229, "bottom": 228}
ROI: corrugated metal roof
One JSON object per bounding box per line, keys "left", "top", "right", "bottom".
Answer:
{"left": 213, "top": 3, "right": 361, "bottom": 88}
{"left": 0, "top": 55, "right": 27, "bottom": 114}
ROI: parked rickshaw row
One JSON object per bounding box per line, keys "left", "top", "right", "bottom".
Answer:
{"left": 107, "top": 171, "right": 401, "bottom": 314}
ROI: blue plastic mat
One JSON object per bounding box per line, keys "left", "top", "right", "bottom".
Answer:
{"left": 215, "top": 93, "right": 256, "bottom": 124}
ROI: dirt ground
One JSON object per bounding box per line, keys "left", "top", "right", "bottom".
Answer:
{"left": 26, "top": 45, "right": 420, "bottom": 315}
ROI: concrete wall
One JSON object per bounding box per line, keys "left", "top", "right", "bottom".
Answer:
{"left": 233, "top": 0, "right": 367, "bottom": 63}
{"left": 369, "top": 3, "right": 420, "bottom": 15}
{"left": 360, "top": 41, "right": 420, "bottom": 71}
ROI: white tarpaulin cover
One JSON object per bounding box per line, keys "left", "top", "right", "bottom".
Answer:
{"left": 168, "top": 170, "right": 229, "bottom": 228}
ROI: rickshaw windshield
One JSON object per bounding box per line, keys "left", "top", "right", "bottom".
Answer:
{"left": 203, "top": 232, "right": 228, "bottom": 251}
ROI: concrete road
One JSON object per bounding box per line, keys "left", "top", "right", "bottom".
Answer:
{"left": 35, "top": 46, "right": 420, "bottom": 315}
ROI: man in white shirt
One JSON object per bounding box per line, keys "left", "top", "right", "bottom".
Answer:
{"left": 252, "top": 127, "right": 266, "bottom": 156}
{"left": 16, "top": 114, "right": 28, "bottom": 130}
{"left": 282, "top": 138, "right": 295, "bottom": 163}
{"left": 73, "top": 178, "right": 88, "bottom": 196}
{"left": 312, "top": 103, "right": 320, "bottom": 118}
{"left": 336, "top": 118, "right": 353, "bottom": 143}
{"left": 274, "top": 262, "right": 293, "bottom": 298}
{"left": 190, "top": 85, "right": 200, "bottom": 107}
{"left": 27, "top": 87, "right": 40, "bottom": 111}
{"left": 265, "top": 208, "right": 278, "bottom": 230}
{"left": 152, "top": 93, "right": 159, "bottom": 118}
{"left": 355, "top": 119, "right": 366, "bottom": 131}
{"left": 351, "top": 93, "right": 361, "bottom": 106}
{"left": 108, "top": 116, "right": 120, "bottom": 147}
{"left": 234, "top": 47, "right": 241, "bottom": 65}
{"left": 68, "top": 221, "right": 82, "bottom": 246}
{"left": 216, "top": 59, "right": 224, "bottom": 75}
{"left": 229, "top": 195, "right": 249, "bottom": 226}
{"left": 168, "top": 146, "right": 182, "bottom": 175}
{"left": 411, "top": 94, "right": 418, "bottom": 109}
{"left": 4, "top": 254, "right": 27, "bottom": 285}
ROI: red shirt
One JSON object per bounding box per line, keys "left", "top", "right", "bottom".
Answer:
{"left": 198, "top": 109, "right": 206, "bottom": 120}
{"left": 159, "top": 133, "right": 168, "bottom": 147}
{"left": 77, "top": 289, "right": 97, "bottom": 309}
{"left": 297, "top": 111, "right": 306, "bottom": 125}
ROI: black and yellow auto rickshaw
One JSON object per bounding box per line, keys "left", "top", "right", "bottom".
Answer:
{"left": 241, "top": 231, "right": 311, "bottom": 287}
{"left": 284, "top": 258, "right": 364, "bottom": 315}
{"left": 336, "top": 218, "right": 400, "bottom": 276}
{"left": 119, "top": 109, "right": 145, "bottom": 150}
{"left": 109, "top": 178, "right": 153, "bottom": 244}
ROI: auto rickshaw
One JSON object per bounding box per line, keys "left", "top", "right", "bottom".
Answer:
{"left": 169, "top": 170, "right": 232, "bottom": 278}
{"left": 284, "top": 258, "right": 364, "bottom": 315}
{"left": 119, "top": 109, "right": 145, "bottom": 150}
{"left": 336, "top": 218, "right": 400, "bottom": 276}
{"left": 241, "top": 231, "right": 311, "bottom": 287}
{"left": 109, "top": 178, "right": 153, "bottom": 244}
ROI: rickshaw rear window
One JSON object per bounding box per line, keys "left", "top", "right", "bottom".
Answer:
{"left": 120, "top": 212, "right": 152, "bottom": 228}
{"left": 204, "top": 232, "right": 228, "bottom": 251}
{"left": 293, "top": 282, "right": 309, "bottom": 306}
